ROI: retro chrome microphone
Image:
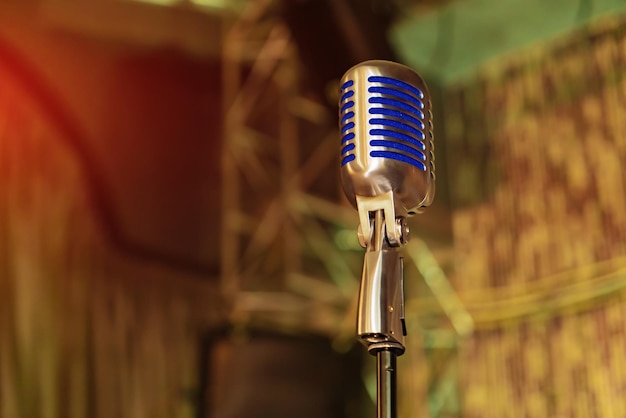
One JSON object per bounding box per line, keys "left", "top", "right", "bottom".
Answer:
{"left": 339, "top": 60, "right": 434, "bottom": 418}
{"left": 340, "top": 60, "right": 435, "bottom": 239}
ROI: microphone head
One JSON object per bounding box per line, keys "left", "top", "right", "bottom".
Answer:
{"left": 339, "top": 60, "right": 435, "bottom": 216}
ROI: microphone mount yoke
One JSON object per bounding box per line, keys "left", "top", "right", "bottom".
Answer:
{"left": 356, "top": 191, "right": 409, "bottom": 356}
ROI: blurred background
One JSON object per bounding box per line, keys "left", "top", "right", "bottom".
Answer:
{"left": 2, "top": 0, "right": 626, "bottom": 417}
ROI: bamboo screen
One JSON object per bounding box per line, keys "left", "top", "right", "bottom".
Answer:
{"left": 437, "top": 14, "right": 626, "bottom": 417}
{"left": 0, "top": 59, "right": 222, "bottom": 418}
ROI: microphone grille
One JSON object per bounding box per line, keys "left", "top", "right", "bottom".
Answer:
{"left": 340, "top": 79, "right": 356, "bottom": 167}
{"left": 366, "top": 75, "right": 433, "bottom": 178}
{"left": 339, "top": 60, "right": 435, "bottom": 212}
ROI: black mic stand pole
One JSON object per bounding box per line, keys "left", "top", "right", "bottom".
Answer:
{"left": 357, "top": 209, "right": 407, "bottom": 418}
{"left": 377, "top": 349, "right": 397, "bottom": 418}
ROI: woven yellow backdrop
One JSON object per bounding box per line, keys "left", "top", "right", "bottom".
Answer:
{"left": 426, "top": 14, "right": 626, "bottom": 418}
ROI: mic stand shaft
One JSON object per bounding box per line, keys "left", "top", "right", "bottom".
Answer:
{"left": 377, "top": 350, "right": 397, "bottom": 418}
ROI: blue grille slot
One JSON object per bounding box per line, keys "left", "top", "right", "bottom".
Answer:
{"left": 369, "top": 129, "right": 426, "bottom": 150}
{"left": 341, "top": 143, "right": 355, "bottom": 155}
{"left": 340, "top": 90, "right": 354, "bottom": 102}
{"left": 370, "top": 140, "right": 425, "bottom": 161}
{"left": 341, "top": 111, "right": 355, "bottom": 125}
{"left": 342, "top": 132, "right": 355, "bottom": 144}
{"left": 341, "top": 100, "right": 354, "bottom": 113}
{"left": 341, "top": 80, "right": 354, "bottom": 90}
{"left": 368, "top": 76, "right": 424, "bottom": 99}
{"left": 368, "top": 87, "right": 423, "bottom": 109}
{"left": 369, "top": 108, "right": 424, "bottom": 130}
{"left": 369, "top": 118, "right": 425, "bottom": 140}
{"left": 341, "top": 121, "right": 355, "bottom": 134}
{"left": 368, "top": 97, "right": 423, "bottom": 118}
{"left": 341, "top": 154, "right": 356, "bottom": 166}
{"left": 370, "top": 151, "right": 426, "bottom": 171}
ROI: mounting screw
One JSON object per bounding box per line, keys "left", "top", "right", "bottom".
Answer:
{"left": 395, "top": 217, "right": 410, "bottom": 246}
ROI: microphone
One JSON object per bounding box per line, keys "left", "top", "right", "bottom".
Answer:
{"left": 339, "top": 60, "right": 434, "bottom": 247}
{"left": 338, "top": 60, "right": 434, "bottom": 356}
